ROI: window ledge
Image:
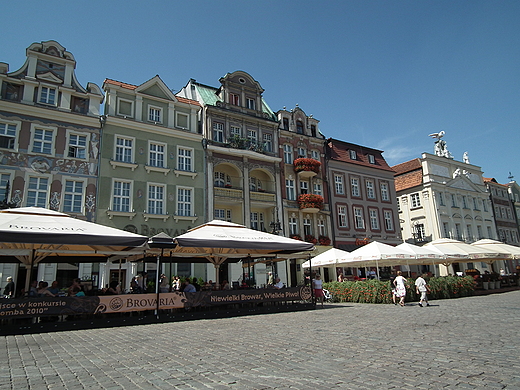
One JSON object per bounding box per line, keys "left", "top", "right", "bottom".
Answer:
{"left": 145, "top": 165, "right": 171, "bottom": 175}
{"left": 110, "top": 160, "right": 138, "bottom": 171}
{"left": 143, "top": 213, "right": 169, "bottom": 222}
{"left": 107, "top": 210, "right": 136, "bottom": 220}
{"left": 173, "top": 215, "right": 198, "bottom": 223}
{"left": 174, "top": 169, "right": 197, "bottom": 179}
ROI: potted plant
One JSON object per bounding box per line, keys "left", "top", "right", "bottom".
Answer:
{"left": 293, "top": 157, "right": 321, "bottom": 174}
{"left": 318, "top": 235, "right": 331, "bottom": 246}
{"left": 305, "top": 234, "right": 317, "bottom": 244}
{"left": 290, "top": 234, "right": 302, "bottom": 241}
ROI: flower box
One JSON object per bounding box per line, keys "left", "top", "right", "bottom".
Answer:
{"left": 293, "top": 158, "right": 321, "bottom": 176}
{"left": 297, "top": 194, "right": 324, "bottom": 210}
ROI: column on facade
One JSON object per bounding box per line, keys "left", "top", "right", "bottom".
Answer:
{"left": 135, "top": 95, "right": 143, "bottom": 121}
{"left": 243, "top": 158, "right": 251, "bottom": 227}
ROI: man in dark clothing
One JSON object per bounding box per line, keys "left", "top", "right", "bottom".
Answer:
{"left": 3, "top": 276, "right": 15, "bottom": 298}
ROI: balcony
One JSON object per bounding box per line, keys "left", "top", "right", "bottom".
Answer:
{"left": 293, "top": 158, "right": 321, "bottom": 178}
{"left": 297, "top": 194, "right": 324, "bottom": 214}
{"left": 250, "top": 190, "right": 276, "bottom": 203}
{"left": 214, "top": 186, "right": 244, "bottom": 199}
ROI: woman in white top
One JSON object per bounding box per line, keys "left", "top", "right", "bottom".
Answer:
{"left": 393, "top": 271, "right": 407, "bottom": 307}
{"left": 313, "top": 274, "right": 324, "bottom": 307}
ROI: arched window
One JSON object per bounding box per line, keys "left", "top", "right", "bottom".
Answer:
{"left": 249, "top": 177, "right": 262, "bottom": 191}
{"left": 214, "top": 172, "right": 231, "bottom": 187}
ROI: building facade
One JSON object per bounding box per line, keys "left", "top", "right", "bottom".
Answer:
{"left": 276, "top": 105, "right": 332, "bottom": 283}
{"left": 394, "top": 151, "right": 499, "bottom": 275}
{"left": 325, "top": 138, "right": 400, "bottom": 279}
{"left": 0, "top": 41, "right": 103, "bottom": 291}
{"left": 96, "top": 76, "right": 203, "bottom": 290}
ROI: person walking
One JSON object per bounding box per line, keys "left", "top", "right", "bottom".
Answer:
{"left": 415, "top": 274, "right": 430, "bottom": 307}
{"left": 312, "top": 274, "right": 325, "bottom": 307}
{"left": 393, "top": 271, "right": 407, "bottom": 307}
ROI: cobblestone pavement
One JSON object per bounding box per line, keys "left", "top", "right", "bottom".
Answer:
{"left": 1, "top": 291, "right": 520, "bottom": 390}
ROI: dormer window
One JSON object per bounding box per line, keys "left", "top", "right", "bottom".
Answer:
{"left": 283, "top": 118, "right": 289, "bottom": 130}
{"left": 246, "top": 98, "right": 256, "bottom": 110}
{"left": 39, "top": 86, "right": 56, "bottom": 105}
{"left": 148, "top": 106, "right": 162, "bottom": 123}
{"left": 310, "top": 125, "right": 316, "bottom": 137}
{"left": 368, "top": 154, "right": 376, "bottom": 164}
{"left": 349, "top": 150, "right": 357, "bottom": 160}
{"left": 230, "top": 93, "right": 240, "bottom": 106}
{"left": 296, "top": 121, "right": 304, "bottom": 134}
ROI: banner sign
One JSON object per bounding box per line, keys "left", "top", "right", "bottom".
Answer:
{"left": 0, "top": 287, "right": 312, "bottom": 319}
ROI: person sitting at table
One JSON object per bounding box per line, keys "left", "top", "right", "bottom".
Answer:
{"left": 48, "top": 281, "right": 60, "bottom": 296}
{"left": 38, "top": 281, "right": 56, "bottom": 297}
{"left": 221, "top": 280, "right": 231, "bottom": 290}
{"left": 273, "top": 277, "right": 284, "bottom": 289}
{"left": 159, "top": 274, "right": 170, "bottom": 293}
{"left": 183, "top": 278, "right": 196, "bottom": 293}
{"left": 105, "top": 281, "right": 121, "bottom": 295}
{"left": 67, "top": 278, "right": 83, "bottom": 296}
{"left": 70, "top": 286, "right": 85, "bottom": 297}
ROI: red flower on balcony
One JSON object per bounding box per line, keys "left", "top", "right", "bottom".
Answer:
{"left": 290, "top": 234, "right": 302, "bottom": 241}
{"left": 293, "top": 158, "right": 321, "bottom": 174}
{"left": 305, "top": 234, "right": 318, "bottom": 244}
{"left": 318, "top": 235, "right": 331, "bottom": 246}
{"left": 297, "top": 193, "right": 324, "bottom": 210}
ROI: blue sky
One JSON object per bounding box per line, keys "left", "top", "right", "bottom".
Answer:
{"left": 2, "top": 1, "right": 519, "bottom": 182}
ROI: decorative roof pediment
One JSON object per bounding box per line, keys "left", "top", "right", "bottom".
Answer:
{"left": 135, "top": 75, "right": 176, "bottom": 101}
{"left": 219, "top": 70, "right": 264, "bottom": 94}
{"left": 475, "top": 215, "right": 483, "bottom": 221}
{"left": 464, "top": 214, "right": 473, "bottom": 220}
{"left": 446, "top": 176, "right": 482, "bottom": 193}
{"left": 452, "top": 213, "right": 462, "bottom": 219}
{"left": 36, "top": 71, "right": 63, "bottom": 84}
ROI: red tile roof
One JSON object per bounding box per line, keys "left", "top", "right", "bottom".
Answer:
{"left": 392, "top": 158, "right": 422, "bottom": 175}
{"left": 104, "top": 79, "right": 138, "bottom": 90}
{"left": 175, "top": 95, "right": 201, "bottom": 107}
{"left": 395, "top": 170, "right": 423, "bottom": 192}
{"left": 328, "top": 138, "right": 394, "bottom": 172}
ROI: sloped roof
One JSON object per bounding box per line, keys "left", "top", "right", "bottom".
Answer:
{"left": 392, "top": 158, "right": 422, "bottom": 175}
{"left": 395, "top": 170, "right": 424, "bottom": 192}
{"left": 328, "top": 139, "right": 394, "bottom": 172}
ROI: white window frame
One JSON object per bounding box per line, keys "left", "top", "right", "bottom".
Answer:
{"left": 380, "top": 183, "right": 389, "bottom": 201}
{"left": 30, "top": 124, "right": 56, "bottom": 156}
{"left": 410, "top": 193, "right": 421, "bottom": 208}
{"left": 116, "top": 97, "right": 134, "bottom": 118}
{"left": 215, "top": 209, "right": 232, "bottom": 222}
{"left": 303, "top": 218, "right": 312, "bottom": 236}
{"left": 176, "top": 186, "right": 193, "bottom": 217}
{"left": 318, "top": 219, "right": 326, "bottom": 236}
{"left": 298, "top": 147, "right": 306, "bottom": 158}
{"left": 214, "top": 172, "right": 230, "bottom": 188}
{"left": 111, "top": 179, "right": 133, "bottom": 213}
{"left": 66, "top": 130, "right": 89, "bottom": 160}
{"left": 351, "top": 177, "right": 360, "bottom": 197}
{"left": 0, "top": 120, "right": 20, "bottom": 151}
{"left": 263, "top": 133, "right": 273, "bottom": 152}
{"left": 354, "top": 207, "right": 365, "bottom": 229}
{"left": 0, "top": 172, "right": 11, "bottom": 198}
{"left": 147, "top": 183, "right": 165, "bottom": 215}
{"left": 283, "top": 144, "right": 293, "bottom": 164}
{"left": 213, "top": 122, "right": 224, "bottom": 143}
{"left": 247, "top": 129, "right": 257, "bottom": 144}
{"left": 148, "top": 104, "right": 162, "bottom": 123}
{"left": 334, "top": 175, "right": 344, "bottom": 195}
{"left": 177, "top": 146, "right": 193, "bottom": 172}
{"left": 368, "top": 154, "right": 376, "bottom": 164}
{"left": 148, "top": 141, "right": 166, "bottom": 168}
{"left": 286, "top": 179, "right": 296, "bottom": 201}
{"left": 311, "top": 150, "right": 320, "bottom": 160}
{"left": 62, "top": 178, "right": 86, "bottom": 214}
{"left": 349, "top": 150, "right": 357, "bottom": 160}
{"left": 38, "top": 85, "right": 57, "bottom": 105}
{"left": 246, "top": 98, "right": 256, "bottom": 110}
{"left": 300, "top": 181, "right": 309, "bottom": 195}
{"left": 114, "top": 135, "right": 135, "bottom": 163}
{"left": 230, "top": 93, "right": 240, "bottom": 105}
{"left": 384, "top": 210, "right": 394, "bottom": 231}
{"left": 175, "top": 112, "right": 189, "bottom": 129}
{"left": 444, "top": 222, "right": 451, "bottom": 238}
{"left": 289, "top": 217, "right": 298, "bottom": 236}
{"left": 366, "top": 180, "right": 375, "bottom": 199}
{"left": 25, "top": 175, "right": 51, "bottom": 208}
{"left": 369, "top": 209, "right": 380, "bottom": 230}
{"left": 338, "top": 205, "right": 348, "bottom": 228}
{"left": 230, "top": 126, "right": 241, "bottom": 137}
{"left": 313, "top": 183, "right": 322, "bottom": 196}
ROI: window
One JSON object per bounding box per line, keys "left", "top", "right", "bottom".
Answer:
{"left": 477, "top": 225, "right": 483, "bottom": 239}
{"left": 349, "top": 150, "right": 357, "bottom": 160}
{"left": 380, "top": 183, "right": 389, "bottom": 201}
{"left": 177, "top": 147, "right": 193, "bottom": 172}
{"left": 213, "top": 122, "right": 224, "bottom": 143}
{"left": 230, "top": 93, "right": 239, "bottom": 105}
{"left": 303, "top": 218, "right": 312, "bottom": 236}
{"left": 397, "top": 198, "right": 401, "bottom": 213}
{"left": 318, "top": 219, "right": 326, "bottom": 236}
{"left": 310, "top": 125, "right": 316, "bottom": 137}
{"left": 115, "top": 136, "right": 133, "bottom": 163}
{"left": 247, "top": 130, "right": 257, "bottom": 144}
{"left": 250, "top": 212, "right": 265, "bottom": 231}
{"left": 384, "top": 210, "right": 394, "bottom": 231}
{"left": 263, "top": 133, "right": 272, "bottom": 152}
{"left": 410, "top": 193, "right": 421, "bottom": 208}
{"left": 177, "top": 187, "right": 192, "bottom": 216}
{"left": 366, "top": 180, "right": 375, "bottom": 199}
{"left": 148, "top": 106, "right": 162, "bottom": 123}
{"left": 149, "top": 142, "right": 165, "bottom": 168}
{"left": 473, "top": 197, "right": 478, "bottom": 210}
{"left": 176, "top": 113, "right": 188, "bottom": 129}
{"left": 487, "top": 226, "right": 492, "bottom": 238}
{"left": 297, "top": 147, "right": 306, "bottom": 158}
{"left": 438, "top": 192, "right": 445, "bottom": 206}
{"left": 112, "top": 180, "right": 131, "bottom": 212}
{"left": 311, "top": 150, "right": 319, "bottom": 160}
{"left": 466, "top": 225, "right": 473, "bottom": 241}
{"left": 148, "top": 184, "right": 164, "bottom": 214}
{"left": 26, "top": 177, "right": 49, "bottom": 207}
{"left": 354, "top": 207, "right": 365, "bottom": 229}
{"left": 455, "top": 224, "right": 462, "bottom": 240}
{"left": 0, "top": 173, "right": 10, "bottom": 197}
{"left": 286, "top": 179, "right": 295, "bottom": 200}
{"left": 334, "top": 175, "right": 344, "bottom": 195}
{"left": 300, "top": 181, "right": 309, "bottom": 195}
{"left": 0, "top": 121, "right": 17, "bottom": 149}
{"left": 369, "top": 209, "right": 379, "bottom": 230}
{"left": 415, "top": 224, "right": 426, "bottom": 242}
{"left": 483, "top": 199, "right": 488, "bottom": 212}
{"left": 39, "top": 86, "right": 56, "bottom": 105}
{"left": 283, "top": 144, "right": 293, "bottom": 164}
{"left": 246, "top": 98, "right": 256, "bottom": 110}
{"left": 313, "top": 183, "right": 322, "bottom": 196}
{"left": 451, "top": 194, "right": 458, "bottom": 207}
{"left": 215, "top": 209, "right": 232, "bottom": 222}
{"left": 507, "top": 208, "right": 512, "bottom": 219}
{"left": 368, "top": 154, "right": 376, "bottom": 164}
{"left": 230, "top": 126, "right": 241, "bottom": 137}
{"left": 351, "top": 178, "right": 360, "bottom": 197}
{"left": 338, "top": 206, "right": 348, "bottom": 228}
{"left": 289, "top": 217, "right": 298, "bottom": 235}
{"left": 443, "top": 222, "right": 450, "bottom": 238}
{"left": 250, "top": 177, "right": 262, "bottom": 192}
{"left": 283, "top": 118, "right": 289, "bottom": 130}
{"left": 296, "top": 121, "right": 304, "bottom": 134}
{"left": 63, "top": 180, "right": 84, "bottom": 213}
{"left": 214, "top": 172, "right": 230, "bottom": 188}
{"left": 117, "top": 98, "right": 134, "bottom": 117}
{"left": 32, "top": 127, "right": 54, "bottom": 154}
{"left": 462, "top": 196, "right": 468, "bottom": 209}
{"left": 68, "top": 133, "right": 87, "bottom": 159}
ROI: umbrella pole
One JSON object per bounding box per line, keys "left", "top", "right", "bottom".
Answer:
{"left": 309, "top": 255, "right": 314, "bottom": 305}
{"left": 156, "top": 249, "right": 163, "bottom": 319}
{"left": 376, "top": 260, "right": 380, "bottom": 280}
{"left": 25, "top": 249, "right": 36, "bottom": 295}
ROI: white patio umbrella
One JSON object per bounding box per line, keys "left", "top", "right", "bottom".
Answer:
{"left": 302, "top": 247, "right": 350, "bottom": 268}
{"left": 0, "top": 207, "right": 148, "bottom": 290}
{"left": 336, "top": 241, "right": 416, "bottom": 278}
{"left": 170, "top": 220, "right": 315, "bottom": 284}
{"left": 396, "top": 242, "right": 445, "bottom": 273}
{"left": 471, "top": 239, "right": 520, "bottom": 259}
